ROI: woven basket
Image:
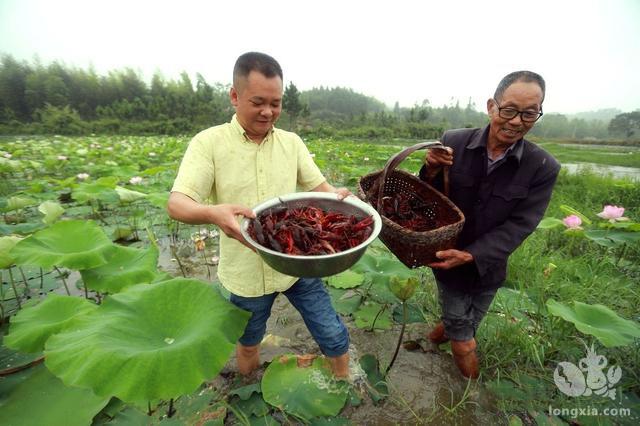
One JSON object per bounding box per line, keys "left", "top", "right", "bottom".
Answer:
{"left": 358, "top": 141, "right": 465, "bottom": 268}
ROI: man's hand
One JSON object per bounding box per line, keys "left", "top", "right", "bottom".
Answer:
{"left": 333, "top": 187, "right": 353, "bottom": 200}
{"left": 209, "top": 204, "right": 256, "bottom": 251}
{"left": 312, "top": 182, "right": 353, "bottom": 200}
{"left": 424, "top": 146, "right": 453, "bottom": 179}
{"left": 428, "top": 249, "right": 473, "bottom": 270}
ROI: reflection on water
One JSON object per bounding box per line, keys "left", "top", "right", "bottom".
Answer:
{"left": 562, "top": 163, "right": 640, "bottom": 180}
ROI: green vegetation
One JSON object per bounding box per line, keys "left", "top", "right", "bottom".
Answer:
{"left": 4, "top": 54, "right": 640, "bottom": 142}
{"left": 0, "top": 134, "right": 639, "bottom": 424}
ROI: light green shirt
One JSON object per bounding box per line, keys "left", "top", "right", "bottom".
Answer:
{"left": 171, "top": 115, "right": 326, "bottom": 297}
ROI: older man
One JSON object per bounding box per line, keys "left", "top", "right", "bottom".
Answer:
{"left": 420, "top": 71, "right": 560, "bottom": 378}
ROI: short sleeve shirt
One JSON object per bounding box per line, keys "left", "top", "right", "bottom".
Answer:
{"left": 171, "top": 115, "right": 326, "bottom": 296}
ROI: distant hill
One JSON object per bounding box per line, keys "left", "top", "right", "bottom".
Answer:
{"left": 569, "top": 108, "right": 622, "bottom": 122}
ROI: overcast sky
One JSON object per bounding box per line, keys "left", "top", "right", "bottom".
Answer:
{"left": 1, "top": 0, "right": 639, "bottom": 114}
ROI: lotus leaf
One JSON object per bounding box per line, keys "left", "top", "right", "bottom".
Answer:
{"left": 546, "top": 299, "right": 640, "bottom": 347}
{"left": 0, "top": 196, "right": 36, "bottom": 213}
{"left": 0, "top": 222, "right": 46, "bottom": 236}
{"left": 0, "top": 364, "right": 109, "bottom": 426}
{"left": 327, "top": 288, "right": 362, "bottom": 315}
{"left": 326, "top": 270, "right": 364, "bottom": 289}
{"left": 111, "top": 226, "right": 134, "bottom": 241}
{"left": 358, "top": 354, "right": 388, "bottom": 404}
{"left": 38, "top": 200, "right": 64, "bottom": 224}
{"left": 80, "top": 244, "right": 159, "bottom": 293}
{"left": 146, "top": 192, "right": 169, "bottom": 209}
{"left": 11, "top": 220, "right": 113, "bottom": 269}
{"left": 536, "top": 217, "right": 563, "bottom": 230}
{"left": 4, "top": 293, "right": 97, "bottom": 353}
{"left": 115, "top": 186, "right": 148, "bottom": 203}
{"left": 354, "top": 302, "right": 392, "bottom": 330}
{"left": 0, "top": 235, "right": 22, "bottom": 268}
{"left": 72, "top": 177, "right": 119, "bottom": 204}
{"left": 262, "top": 354, "right": 348, "bottom": 420}
{"left": 45, "top": 278, "right": 251, "bottom": 402}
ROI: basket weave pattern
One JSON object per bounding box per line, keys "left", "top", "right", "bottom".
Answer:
{"left": 358, "top": 142, "right": 465, "bottom": 268}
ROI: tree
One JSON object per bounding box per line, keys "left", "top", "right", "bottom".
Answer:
{"left": 283, "top": 81, "right": 302, "bottom": 129}
{"left": 608, "top": 111, "right": 640, "bottom": 138}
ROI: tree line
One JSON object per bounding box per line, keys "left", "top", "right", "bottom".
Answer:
{"left": 0, "top": 54, "right": 638, "bottom": 140}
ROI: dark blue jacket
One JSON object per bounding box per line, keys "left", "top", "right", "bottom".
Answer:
{"left": 419, "top": 126, "right": 560, "bottom": 292}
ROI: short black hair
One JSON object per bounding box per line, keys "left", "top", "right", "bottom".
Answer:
{"left": 233, "top": 52, "right": 283, "bottom": 88}
{"left": 494, "top": 71, "right": 546, "bottom": 103}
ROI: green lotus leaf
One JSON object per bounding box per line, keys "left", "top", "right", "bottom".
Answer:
{"left": 111, "top": 226, "right": 134, "bottom": 241}
{"left": 0, "top": 364, "right": 109, "bottom": 426}
{"left": 0, "top": 235, "right": 22, "bottom": 268}
{"left": 146, "top": 192, "right": 169, "bottom": 209}
{"left": 80, "top": 244, "right": 160, "bottom": 293}
{"left": 326, "top": 270, "right": 364, "bottom": 289}
{"left": 536, "top": 217, "right": 564, "bottom": 230}
{"left": 354, "top": 302, "right": 392, "bottom": 330}
{"left": 327, "top": 288, "right": 362, "bottom": 315}
{"left": 11, "top": 220, "right": 113, "bottom": 269}
{"left": 0, "top": 222, "right": 46, "bottom": 236}
{"left": 546, "top": 299, "right": 640, "bottom": 347}
{"left": 358, "top": 354, "right": 388, "bottom": 403}
{"left": 72, "top": 177, "right": 119, "bottom": 204}
{"left": 0, "top": 196, "right": 37, "bottom": 213}
{"left": 38, "top": 200, "right": 64, "bottom": 224}
{"left": 4, "top": 293, "right": 97, "bottom": 353}
{"left": 115, "top": 186, "right": 147, "bottom": 203}
{"left": 45, "top": 278, "right": 251, "bottom": 403}
{"left": 262, "top": 355, "right": 348, "bottom": 420}
{"left": 232, "top": 392, "right": 270, "bottom": 418}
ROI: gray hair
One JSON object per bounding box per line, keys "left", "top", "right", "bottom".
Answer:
{"left": 494, "top": 71, "right": 546, "bottom": 102}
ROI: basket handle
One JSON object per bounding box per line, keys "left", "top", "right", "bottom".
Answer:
{"left": 376, "top": 141, "right": 451, "bottom": 211}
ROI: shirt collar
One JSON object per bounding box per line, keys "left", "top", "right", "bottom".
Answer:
{"left": 467, "top": 125, "right": 524, "bottom": 164}
{"left": 231, "top": 114, "right": 274, "bottom": 143}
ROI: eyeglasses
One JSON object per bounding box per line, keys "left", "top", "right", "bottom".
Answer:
{"left": 493, "top": 99, "right": 543, "bottom": 123}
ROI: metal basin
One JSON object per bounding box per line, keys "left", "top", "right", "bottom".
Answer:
{"left": 240, "top": 192, "right": 382, "bottom": 277}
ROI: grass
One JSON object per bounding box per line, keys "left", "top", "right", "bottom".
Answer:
{"left": 2, "top": 134, "right": 639, "bottom": 424}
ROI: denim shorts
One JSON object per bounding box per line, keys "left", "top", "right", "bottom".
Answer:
{"left": 436, "top": 280, "right": 498, "bottom": 341}
{"left": 229, "top": 277, "right": 349, "bottom": 357}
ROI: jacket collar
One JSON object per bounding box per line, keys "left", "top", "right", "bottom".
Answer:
{"left": 467, "top": 125, "right": 524, "bottom": 164}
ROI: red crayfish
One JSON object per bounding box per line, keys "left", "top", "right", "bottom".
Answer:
{"left": 378, "top": 193, "right": 440, "bottom": 232}
{"left": 248, "top": 206, "right": 374, "bottom": 255}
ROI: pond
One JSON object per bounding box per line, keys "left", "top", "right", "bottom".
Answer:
{"left": 562, "top": 162, "right": 640, "bottom": 180}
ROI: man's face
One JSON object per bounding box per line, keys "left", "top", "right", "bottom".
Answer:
{"left": 487, "top": 81, "right": 543, "bottom": 146}
{"left": 230, "top": 70, "right": 283, "bottom": 141}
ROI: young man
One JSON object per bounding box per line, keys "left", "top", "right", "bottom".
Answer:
{"left": 167, "top": 52, "right": 350, "bottom": 378}
{"left": 420, "top": 71, "right": 560, "bottom": 378}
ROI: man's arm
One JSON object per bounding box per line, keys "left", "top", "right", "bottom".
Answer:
{"left": 167, "top": 192, "right": 255, "bottom": 249}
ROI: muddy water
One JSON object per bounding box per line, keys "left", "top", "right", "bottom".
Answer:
{"left": 151, "top": 237, "right": 502, "bottom": 424}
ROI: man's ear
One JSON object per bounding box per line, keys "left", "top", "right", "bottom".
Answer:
{"left": 230, "top": 86, "right": 239, "bottom": 107}
{"left": 486, "top": 98, "right": 496, "bottom": 115}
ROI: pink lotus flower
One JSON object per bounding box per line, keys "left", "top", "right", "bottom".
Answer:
{"left": 596, "top": 205, "right": 628, "bottom": 223}
{"left": 563, "top": 215, "right": 583, "bottom": 229}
